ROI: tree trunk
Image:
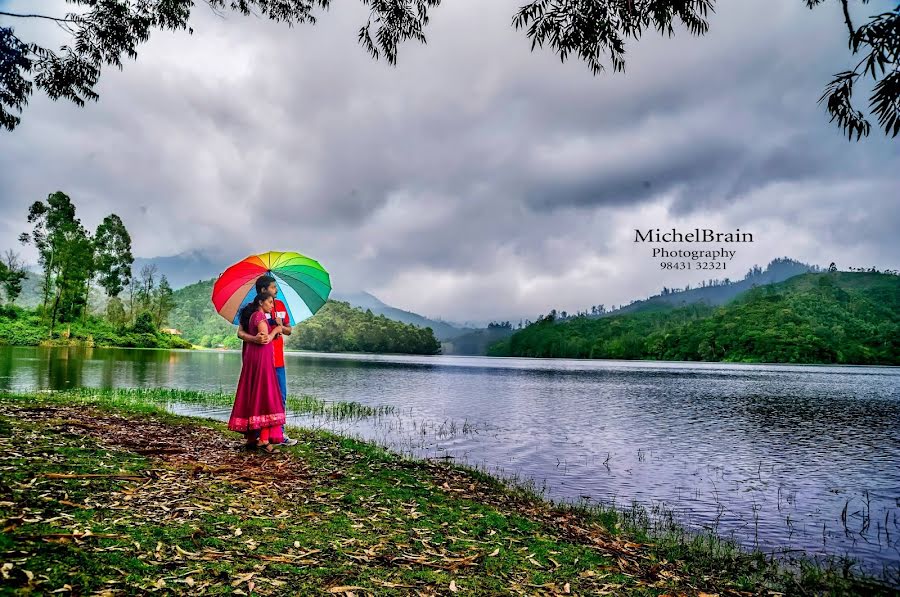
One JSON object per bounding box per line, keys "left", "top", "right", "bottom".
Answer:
{"left": 41, "top": 246, "right": 55, "bottom": 326}
{"left": 82, "top": 276, "right": 91, "bottom": 325}
{"left": 49, "top": 287, "right": 62, "bottom": 339}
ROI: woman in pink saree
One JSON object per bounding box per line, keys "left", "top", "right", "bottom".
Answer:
{"left": 228, "top": 293, "right": 286, "bottom": 452}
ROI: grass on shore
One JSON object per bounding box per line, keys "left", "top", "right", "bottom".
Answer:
{"left": 60, "top": 387, "right": 396, "bottom": 420}
{"left": 0, "top": 389, "right": 894, "bottom": 596}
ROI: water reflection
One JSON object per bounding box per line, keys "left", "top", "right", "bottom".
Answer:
{"left": 1, "top": 346, "right": 898, "bottom": 578}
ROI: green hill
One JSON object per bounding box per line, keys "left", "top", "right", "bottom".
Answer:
{"left": 287, "top": 300, "right": 441, "bottom": 355}
{"left": 170, "top": 280, "right": 441, "bottom": 355}
{"left": 167, "top": 280, "right": 237, "bottom": 348}
{"left": 488, "top": 272, "right": 900, "bottom": 365}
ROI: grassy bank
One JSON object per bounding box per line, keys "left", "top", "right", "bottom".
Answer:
{"left": 0, "top": 390, "right": 894, "bottom": 595}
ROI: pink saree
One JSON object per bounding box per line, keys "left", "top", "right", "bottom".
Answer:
{"left": 228, "top": 310, "right": 285, "bottom": 442}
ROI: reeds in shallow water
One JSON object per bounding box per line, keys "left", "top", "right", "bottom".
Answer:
{"left": 56, "top": 387, "right": 394, "bottom": 420}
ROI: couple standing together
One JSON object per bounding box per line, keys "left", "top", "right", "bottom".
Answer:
{"left": 227, "top": 275, "right": 299, "bottom": 453}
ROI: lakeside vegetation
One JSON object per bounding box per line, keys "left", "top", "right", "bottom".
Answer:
{"left": 1, "top": 389, "right": 894, "bottom": 595}
{"left": 1, "top": 192, "right": 186, "bottom": 349}
{"left": 0, "top": 306, "right": 191, "bottom": 349}
{"left": 489, "top": 272, "right": 900, "bottom": 365}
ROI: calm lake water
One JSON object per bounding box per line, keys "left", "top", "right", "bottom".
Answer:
{"left": 2, "top": 346, "right": 898, "bottom": 579}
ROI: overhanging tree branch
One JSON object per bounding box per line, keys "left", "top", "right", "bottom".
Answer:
{"left": 0, "top": 11, "right": 79, "bottom": 24}
{"left": 1, "top": 0, "right": 898, "bottom": 139}
{"left": 840, "top": 0, "right": 855, "bottom": 39}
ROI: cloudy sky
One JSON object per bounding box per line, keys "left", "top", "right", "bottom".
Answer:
{"left": 1, "top": 0, "right": 897, "bottom": 323}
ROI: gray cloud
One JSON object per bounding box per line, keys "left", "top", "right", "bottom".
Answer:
{"left": 0, "top": 0, "right": 898, "bottom": 322}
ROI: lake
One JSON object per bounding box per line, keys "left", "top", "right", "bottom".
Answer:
{"left": 1, "top": 345, "right": 898, "bottom": 580}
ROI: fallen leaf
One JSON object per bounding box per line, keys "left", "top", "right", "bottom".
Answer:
{"left": 231, "top": 572, "right": 255, "bottom": 587}
{"left": 449, "top": 580, "right": 458, "bottom": 592}
{"left": 488, "top": 548, "right": 500, "bottom": 557}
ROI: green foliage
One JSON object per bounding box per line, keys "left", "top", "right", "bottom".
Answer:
{"left": 153, "top": 275, "right": 175, "bottom": 328}
{"left": 168, "top": 280, "right": 235, "bottom": 348}
{"left": 2, "top": 2, "right": 897, "bottom": 138}
{"left": 288, "top": 300, "right": 442, "bottom": 355}
{"left": 490, "top": 272, "right": 900, "bottom": 365}
{"left": 16, "top": 192, "right": 135, "bottom": 329}
{"left": 0, "top": 306, "right": 191, "bottom": 349}
{"left": 132, "top": 312, "right": 156, "bottom": 335}
{"left": 19, "top": 192, "right": 93, "bottom": 326}
{"left": 0, "top": 251, "right": 27, "bottom": 304}
{"left": 105, "top": 296, "right": 127, "bottom": 326}
{"left": 93, "top": 214, "right": 133, "bottom": 298}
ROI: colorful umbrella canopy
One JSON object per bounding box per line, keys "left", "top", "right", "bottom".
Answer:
{"left": 212, "top": 251, "right": 331, "bottom": 325}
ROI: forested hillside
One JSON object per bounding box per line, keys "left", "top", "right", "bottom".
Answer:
{"left": 488, "top": 272, "right": 899, "bottom": 365}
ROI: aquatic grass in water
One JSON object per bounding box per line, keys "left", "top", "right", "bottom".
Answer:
{"left": 56, "top": 387, "right": 394, "bottom": 420}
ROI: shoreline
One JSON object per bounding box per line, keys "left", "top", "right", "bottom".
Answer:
{"left": 4, "top": 342, "right": 899, "bottom": 369}
{"left": 1, "top": 389, "right": 896, "bottom": 595}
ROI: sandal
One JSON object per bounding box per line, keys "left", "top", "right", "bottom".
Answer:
{"left": 258, "top": 442, "right": 277, "bottom": 454}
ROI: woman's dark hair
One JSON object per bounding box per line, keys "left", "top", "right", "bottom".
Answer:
{"left": 256, "top": 275, "right": 277, "bottom": 294}
{"left": 239, "top": 292, "right": 270, "bottom": 333}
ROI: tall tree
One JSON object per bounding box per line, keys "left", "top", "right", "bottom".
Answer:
{"left": 19, "top": 192, "right": 73, "bottom": 313}
{"left": 1, "top": 250, "right": 28, "bottom": 305}
{"left": 48, "top": 221, "right": 93, "bottom": 328}
{"left": 154, "top": 275, "right": 176, "bottom": 328}
{"left": 1, "top": 1, "right": 897, "bottom": 139}
{"left": 137, "top": 263, "right": 158, "bottom": 312}
{"left": 126, "top": 273, "right": 139, "bottom": 325}
{"left": 18, "top": 191, "right": 92, "bottom": 328}
{"left": 94, "top": 214, "right": 134, "bottom": 298}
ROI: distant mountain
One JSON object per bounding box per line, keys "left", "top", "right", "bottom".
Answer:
{"left": 577, "top": 257, "right": 822, "bottom": 319}
{"left": 133, "top": 251, "right": 222, "bottom": 289}
{"left": 12, "top": 272, "right": 43, "bottom": 309}
{"left": 331, "top": 290, "right": 475, "bottom": 342}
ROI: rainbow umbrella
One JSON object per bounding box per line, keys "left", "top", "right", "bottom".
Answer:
{"left": 212, "top": 251, "right": 331, "bottom": 325}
